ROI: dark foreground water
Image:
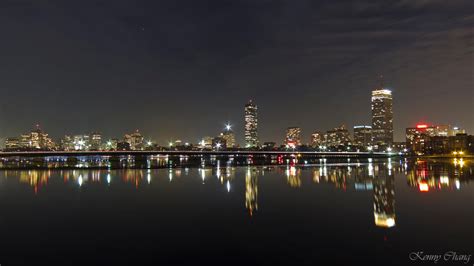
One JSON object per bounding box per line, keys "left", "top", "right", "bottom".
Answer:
{"left": 0, "top": 158, "right": 472, "bottom": 265}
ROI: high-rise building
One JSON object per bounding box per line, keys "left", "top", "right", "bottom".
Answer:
{"left": 311, "top": 131, "right": 324, "bottom": 147}
{"left": 12, "top": 125, "right": 56, "bottom": 151}
{"left": 371, "top": 84, "right": 393, "bottom": 148}
{"left": 124, "top": 130, "right": 144, "bottom": 150}
{"left": 73, "top": 135, "right": 90, "bottom": 151}
{"left": 353, "top": 126, "right": 373, "bottom": 148}
{"left": 105, "top": 139, "right": 118, "bottom": 151}
{"left": 285, "top": 127, "right": 301, "bottom": 148}
{"left": 90, "top": 132, "right": 102, "bottom": 151}
{"left": 244, "top": 100, "right": 259, "bottom": 148}
{"left": 60, "top": 135, "right": 75, "bottom": 151}
{"left": 199, "top": 136, "right": 213, "bottom": 150}
{"left": 220, "top": 124, "right": 236, "bottom": 148}
{"left": 325, "top": 125, "right": 352, "bottom": 147}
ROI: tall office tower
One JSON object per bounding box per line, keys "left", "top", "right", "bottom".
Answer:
{"left": 285, "top": 127, "right": 301, "bottom": 148}
{"left": 353, "top": 125, "right": 373, "bottom": 148}
{"left": 221, "top": 123, "right": 236, "bottom": 148}
{"left": 244, "top": 100, "right": 259, "bottom": 148}
{"left": 371, "top": 81, "right": 393, "bottom": 148}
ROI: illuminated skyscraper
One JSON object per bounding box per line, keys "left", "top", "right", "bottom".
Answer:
{"left": 371, "top": 81, "right": 393, "bottom": 148}
{"left": 220, "top": 123, "right": 236, "bottom": 148}
{"left": 285, "top": 127, "right": 301, "bottom": 148}
{"left": 244, "top": 100, "right": 259, "bottom": 148}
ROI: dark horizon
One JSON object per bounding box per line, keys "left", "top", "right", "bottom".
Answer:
{"left": 0, "top": 1, "right": 472, "bottom": 146}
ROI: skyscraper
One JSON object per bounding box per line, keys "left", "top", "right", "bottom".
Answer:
{"left": 371, "top": 81, "right": 393, "bottom": 148}
{"left": 285, "top": 127, "right": 301, "bottom": 148}
{"left": 244, "top": 100, "right": 259, "bottom": 148}
{"left": 220, "top": 123, "right": 236, "bottom": 148}
{"left": 124, "top": 130, "right": 144, "bottom": 150}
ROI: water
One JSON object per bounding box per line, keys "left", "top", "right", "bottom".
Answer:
{"left": 0, "top": 158, "right": 472, "bottom": 265}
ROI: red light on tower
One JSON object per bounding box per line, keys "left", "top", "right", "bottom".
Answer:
{"left": 416, "top": 124, "right": 428, "bottom": 129}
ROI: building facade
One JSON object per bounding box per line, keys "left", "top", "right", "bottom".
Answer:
{"left": 353, "top": 125, "right": 372, "bottom": 148}
{"left": 244, "top": 100, "right": 259, "bottom": 148}
{"left": 124, "top": 130, "right": 144, "bottom": 150}
{"left": 311, "top": 131, "right": 324, "bottom": 147}
{"left": 285, "top": 127, "right": 301, "bottom": 148}
{"left": 406, "top": 124, "right": 472, "bottom": 154}
{"left": 325, "top": 125, "right": 352, "bottom": 148}
{"left": 5, "top": 125, "right": 56, "bottom": 151}
{"left": 221, "top": 126, "right": 236, "bottom": 148}
{"left": 371, "top": 89, "right": 393, "bottom": 148}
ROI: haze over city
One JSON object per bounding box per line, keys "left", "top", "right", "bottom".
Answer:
{"left": 0, "top": 0, "right": 472, "bottom": 145}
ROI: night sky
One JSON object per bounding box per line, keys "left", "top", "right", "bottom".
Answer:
{"left": 0, "top": 0, "right": 472, "bottom": 146}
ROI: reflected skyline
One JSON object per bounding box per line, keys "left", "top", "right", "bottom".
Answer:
{"left": 2, "top": 159, "right": 472, "bottom": 229}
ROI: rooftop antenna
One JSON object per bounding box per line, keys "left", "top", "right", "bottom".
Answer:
{"left": 377, "top": 74, "right": 384, "bottom": 89}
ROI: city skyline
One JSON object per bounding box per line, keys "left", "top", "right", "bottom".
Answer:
{"left": 0, "top": 2, "right": 472, "bottom": 266}
{"left": 0, "top": 1, "right": 472, "bottom": 145}
{"left": 1, "top": 86, "right": 470, "bottom": 149}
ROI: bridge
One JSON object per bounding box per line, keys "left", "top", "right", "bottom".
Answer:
{"left": 0, "top": 150, "right": 397, "bottom": 158}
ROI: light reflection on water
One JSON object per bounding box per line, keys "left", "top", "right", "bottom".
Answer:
{"left": 2, "top": 159, "right": 472, "bottom": 224}
{"left": 0, "top": 158, "right": 472, "bottom": 264}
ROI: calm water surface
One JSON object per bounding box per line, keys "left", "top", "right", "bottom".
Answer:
{"left": 0, "top": 158, "right": 472, "bottom": 265}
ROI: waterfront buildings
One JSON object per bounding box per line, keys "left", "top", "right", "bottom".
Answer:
{"left": 4, "top": 125, "right": 56, "bottom": 151}
{"left": 311, "top": 131, "right": 324, "bottom": 147}
{"left": 5, "top": 137, "right": 20, "bottom": 150}
{"left": 353, "top": 126, "right": 373, "bottom": 148}
{"left": 200, "top": 136, "right": 213, "bottom": 150}
{"left": 124, "top": 130, "right": 144, "bottom": 150}
{"left": 285, "top": 127, "right": 301, "bottom": 148}
{"left": 371, "top": 88, "right": 393, "bottom": 148}
{"left": 105, "top": 139, "right": 118, "bottom": 151}
{"left": 212, "top": 136, "right": 226, "bottom": 150}
{"left": 90, "top": 132, "right": 102, "bottom": 150}
{"left": 244, "top": 100, "right": 259, "bottom": 148}
{"left": 325, "top": 125, "right": 352, "bottom": 148}
{"left": 220, "top": 124, "right": 236, "bottom": 148}
{"left": 406, "top": 124, "right": 473, "bottom": 154}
